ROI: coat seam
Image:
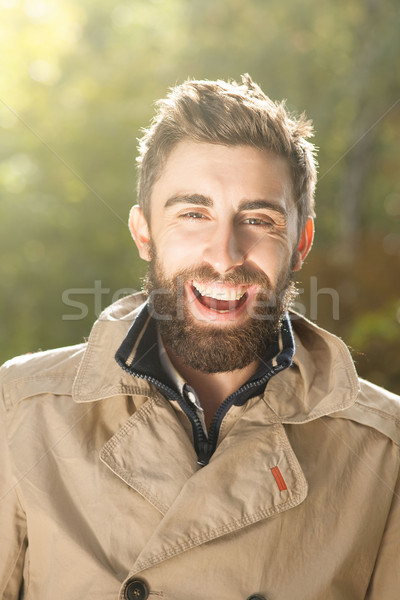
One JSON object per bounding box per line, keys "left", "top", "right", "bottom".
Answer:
{"left": 136, "top": 490, "right": 306, "bottom": 571}
{"left": 72, "top": 322, "right": 99, "bottom": 398}
{"left": 99, "top": 453, "right": 169, "bottom": 515}
{"left": 353, "top": 401, "right": 400, "bottom": 427}
{"left": 74, "top": 385, "right": 159, "bottom": 404}
{"left": 100, "top": 397, "right": 162, "bottom": 451}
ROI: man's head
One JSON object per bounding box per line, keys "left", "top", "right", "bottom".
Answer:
{"left": 129, "top": 76, "right": 317, "bottom": 373}
{"left": 136, "top": 74, "right": 317, "bottom": 237}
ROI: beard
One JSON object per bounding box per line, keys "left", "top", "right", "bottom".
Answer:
{"left": 144, "top": 253, "right": 297, "bottom": 374}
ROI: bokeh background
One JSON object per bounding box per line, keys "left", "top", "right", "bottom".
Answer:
{"left": 1, "top": 0, "right": 399, "bottom": 393}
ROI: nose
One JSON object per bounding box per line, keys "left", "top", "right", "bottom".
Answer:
{"left": 203, "top": 223, "right": 245, "bottom": 273}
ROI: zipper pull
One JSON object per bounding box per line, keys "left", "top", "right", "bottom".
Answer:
{"left": 197, "top": 440, "right": 212, "bottom": 467}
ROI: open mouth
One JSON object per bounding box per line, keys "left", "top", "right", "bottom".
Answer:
{"left": 189, "top": 280, "right": 250, "bottom": 315}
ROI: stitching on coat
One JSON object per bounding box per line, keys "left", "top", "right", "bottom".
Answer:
{"left": 136, "top": 423, "right": 308, "bottom": 571}
{"left": 354, "top": 401, "right": 400, "bottom": 428}
{"left": 136, "top": 490, "right": 306, "bottom": 571}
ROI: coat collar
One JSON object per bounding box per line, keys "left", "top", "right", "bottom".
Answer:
{"left": 264, "top": 315, "right": 360, "bottom": 422}
{"left": 72, "top": 293, "right": 153, "bottom": 404}
{"left": 72, "top": 293, "right": 360, "bottom": 422}
{"left": 114, "top": 300, "right": 295, "bottom": 406}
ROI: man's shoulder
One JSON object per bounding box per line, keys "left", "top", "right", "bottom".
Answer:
{"left": 330, "top": 378, "right": 400, "bottom": 447}
{"left": 0, "top": 293, "right": 148, "bottom": 411}
{"left": 290, "top": 313, "right": 400, "bottom": 446}
{"left": 0, "top": 343, "right": 87, "bottom": 410}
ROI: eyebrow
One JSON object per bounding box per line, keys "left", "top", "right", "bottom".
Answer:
{"left": 238, "top": 199, "right": 288, "bottom": 218}
{"left": 164, "top": 194, "right": 213, "bottom": 209}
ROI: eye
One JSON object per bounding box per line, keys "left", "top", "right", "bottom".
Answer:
{"left": 243, "top": 217, "right": 274, "bottom": 228}
{"left": 179, "top": 211, "right": 208, "bottom": 220}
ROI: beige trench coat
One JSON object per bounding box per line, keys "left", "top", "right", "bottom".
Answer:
{"left": 1, "top": 294, "right": 399, "bottom": 600}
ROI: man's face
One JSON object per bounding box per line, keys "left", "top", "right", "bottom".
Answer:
{"left": 131, "top": 141, "right": 312, "bottom": 372}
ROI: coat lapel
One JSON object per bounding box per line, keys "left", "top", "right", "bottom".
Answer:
{"left": 99, "top": 395, "right": 200, "bottom": 515}
{"left": 101, "top": 394, "right": 308, "bottom": 573}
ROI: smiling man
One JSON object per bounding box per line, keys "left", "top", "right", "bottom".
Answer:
{"left": 1, "top": 76, "right": 399, "bottom": 600}
{"left": 130, "top": 141, "right": 312, "bottom": 435}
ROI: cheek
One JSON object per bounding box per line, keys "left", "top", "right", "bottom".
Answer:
{"left": 251, "top": 239, "right": 293, "bottom": 282}
{"left": 155, "top": 227, "right": 209, "bottom": 264}
{"left": 151, "top": 238, "right": 196, "bottom": 280}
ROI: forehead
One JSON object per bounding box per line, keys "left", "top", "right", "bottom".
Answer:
{"left": 151, "top": 141, "right": 292, "bottom": 199}
{"left": 150, "top": 141, "right": 295, "bottom": 216}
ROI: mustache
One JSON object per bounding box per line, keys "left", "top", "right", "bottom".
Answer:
{"left": 171, "top": 263, "right": 272, "bottom": 288}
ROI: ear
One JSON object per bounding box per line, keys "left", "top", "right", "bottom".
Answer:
{"left": 128, "top": 205, "right": 151, "bottom": 261}
{"left": 293, "top": 217, "right": 314, "bottom": 272}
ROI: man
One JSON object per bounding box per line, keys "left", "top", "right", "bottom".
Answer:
{"left": 1, "top": 75, "right": 399, "bottom": 600}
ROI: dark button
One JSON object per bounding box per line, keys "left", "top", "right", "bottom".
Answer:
{"left": 246, "top": 595, "right": 267, "bottom": 600}
{"left": 124, "top": 578, "right": 149, "bottom": 600}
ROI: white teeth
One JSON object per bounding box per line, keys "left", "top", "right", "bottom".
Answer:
{"left": 192, "top": 282, "right": 247, "bottom": 301}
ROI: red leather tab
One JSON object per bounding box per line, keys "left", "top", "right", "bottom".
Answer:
{"left": 271, "top": 466, "right": 287, "bottom": 492}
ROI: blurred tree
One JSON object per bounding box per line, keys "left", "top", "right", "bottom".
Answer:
{"left": 334, "top": 0, "right": 400, "bottom": 254}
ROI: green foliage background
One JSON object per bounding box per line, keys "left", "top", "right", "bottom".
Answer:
{"left": 1, "top": 0, "right": 399, "bottom": 392}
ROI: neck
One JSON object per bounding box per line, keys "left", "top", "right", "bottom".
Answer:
{"left": 166, "top": 348, "right": 259, "bottom": 429}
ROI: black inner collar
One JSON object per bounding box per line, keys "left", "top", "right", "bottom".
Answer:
{"left": 115, "top": 301, "right": 294, "bottom": 403}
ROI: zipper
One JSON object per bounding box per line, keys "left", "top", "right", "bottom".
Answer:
{"left": 115, "top": 306, "right": 294, "bottom": 467}
{"left": 117, "top": 356, "right": 289, "bottom": 467}
{"left": 205, "top": 361, "right": 288, "bottom": 465}
{"left": 117, "top": 361, "right": 210, "bottom": 464}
